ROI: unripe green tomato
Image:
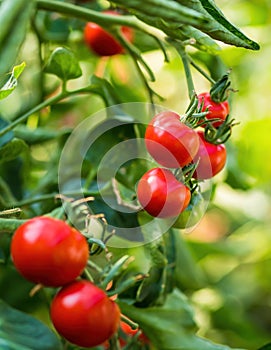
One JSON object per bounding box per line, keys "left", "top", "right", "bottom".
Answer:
{"left": 172, "top": 192, "right": 205, "bottom": 229}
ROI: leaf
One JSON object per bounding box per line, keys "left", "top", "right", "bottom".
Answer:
{"left": 119, "top": 289, "right": 245, "bottom": 350}
{"left": 198, "top": 0, "right": 259, "bottom": 50}
{"left": 172, "top": 229, "right": 206, "bottom": 290}
{"left": 258, "top": 344, "right": 271, "bottom": 350}
{"left": 0, "top": 62, "right": 26, "bottom": 100}
{"left": 174, "top": 0, "right": 259, "bottom": 50}
{"left": 0, "top": 0, "right": 34, "bottom": 76}
{"left": 45, "top": 47, "right": 82, "bottom": 81}
{"left": 90, "top": 75, "right": 123, "bottom": 107}
{"left": 112, "top": 0, "right": 209, "bottom": 27}
{"left": 0, "top": 138, "right": 28, "bottom": 163}
{"left": 0, "top": 300, "right": 62, "bottom": 350}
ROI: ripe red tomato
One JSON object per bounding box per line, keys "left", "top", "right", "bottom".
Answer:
{"left": 198, "top": 92, "right": 229, "bottom": 127}
{"left": 193, "top": 131, "right": 227, "bottom": 180}
{"left": 137, "top": 168, "right": 191, "bottom": 218}
{"left": 50, "top": 280, "right": 121, "bottom": 348}
{"left": 84, "top": 11, "right": 133, "bottom": 56}
{"left": 145, "top": 111, "right": 200, "bottom": 168}
{"left": 11, "top": 216, "right": 89, "bottom": 287}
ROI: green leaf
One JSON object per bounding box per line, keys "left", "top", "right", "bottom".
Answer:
{"left": 198, "top": 0, "right": 259, "bottom": 50}
{"left": 45, "top": 47, "right": 82, "bottom": 81}
{"left": 0, "top": 300, "right": 62, "bottom": 350}
{"left": 90, "top": 75, "right": 123, "bottom": 106}
{"left": 0, "top": 0, "right": 34, "bottom": 76}
{"left": 258, "top": 344, "right": 271, "bottom": 350}
{"left": 172, "top": 229, "right": 206, "bottom": 290}
{"left": 119, "top": 289, "right": 245, "bottom": 350}
{"left": 174, "top": 0, "right": 259, "bottom": 50}
{"left": 0, "top": 62, "right": 26, "bottom": 100}
{"left": 111, "top": 0, "right": 209, "bottom": 27}
{"left": 0, "top": 138, "right": 28, "bottom": 163}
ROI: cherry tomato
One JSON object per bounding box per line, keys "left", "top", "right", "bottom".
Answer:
{"left": 193, "top": 131, "right": 227, "bottom": 180}
{"left": 198, "top": 92, "right": 229, "bottom": 127}
{"left": 11, "top": 216, "right": 89, "bottom": 287}
{"left": 50, "top": 280, "right": 121, "bottom": 348}
{"left": 145, "top": 111, "right": 200, "bottom": 168}
{"left": 172, "top": 192, "right": 205, "bottom": 229}
{"left": 84, "top": 11, "right": 133, "bottom": 56}
{"left": 137, "top": 168, "right": 191, "bottom": 218}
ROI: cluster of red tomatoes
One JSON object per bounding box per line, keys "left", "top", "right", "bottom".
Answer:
{"left": 10, "top": 216, "right": 122, "bottom": 348}
{"left": 137, "top": 93, "right": 229, "bottom": 222}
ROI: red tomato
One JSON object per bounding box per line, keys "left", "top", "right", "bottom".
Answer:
{"left": 11, "top": 217, "right": 89, "bottom": 287}
{"left": 137, "top": 168, "right": 191, "bottom": 218}
{"left": 198, "top": 92, "right": 229, "bottom": 127}
{"left": 84, "top": 11, "right": 133, "bottom": 56}
{"left": 193, "top": 131, "right": 227, "bottom": 180}
{"left": 145, "top": 111, "right": 200, "bottom": 168}
{"left": 50, "top": 280, "right": 121, "bottom": 348}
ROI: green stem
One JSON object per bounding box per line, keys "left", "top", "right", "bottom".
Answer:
{"left": 36, "top": 0, "right": 140, "bottom": 28}
{"left": 0, "top": 93, "right": 65, "bottom": 137}
{"left": 169, "top": 40, "right": 195, "bottom": 99}
{"left": 0, "top": 84, "right": 108, "bottom": 137}
{"left": 11, "top": 190, "right": 99, "bottom": 207}
{"left": 188, "top": 56, "right": 216, "bottom": 84}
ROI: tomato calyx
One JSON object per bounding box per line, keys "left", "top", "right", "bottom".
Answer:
{"left": 204, "top": 114, "right": 239, "bottom": 144}
{"left": 209, "top": 71, "right": 232, "bottom": 103}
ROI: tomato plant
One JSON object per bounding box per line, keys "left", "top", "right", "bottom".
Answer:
{"left": 11, "top": 217, "right": 89, "bottom": 287}
{"left": 50, "top": 280, "right": 121, "bottom": 348}
{"left": 193, "top": 131, "right": 227, "bottom": 180}
{"left": 0, "top": 0, "right": 265, "bottom": 350}
{"left": 137, "top": 167, "right": 191, "bottom": 218}
{"left": 145, "top": 111, "right": 200, "bottom": 168}
{"left": 84, "top": 11, "right": 133, "bottom": 56}
{"left": 198, "top": 92, "right": 230, "bottom": 128}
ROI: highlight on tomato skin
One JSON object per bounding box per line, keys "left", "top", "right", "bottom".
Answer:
{"left": 193, "top": 130, "right": 227, "bottom": 180}
{"left": 145, "top": 111, "right": 200, "bottom": 168}
{"left": 10, "top": 216, "right": 89, "bottom": 287}
{"left": 50, "top": 280, "right": 121, "bottom": 348}
{"left": 137, "top": 167, "right": 191, "bottom": 218}
{"left": 198, "top": 92, "right": 230, "bottom": 128}
{"left": 83, "top": 11, "right": 133, "bottom": 56}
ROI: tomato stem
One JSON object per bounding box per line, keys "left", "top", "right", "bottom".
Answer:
{"left": 168, "top": 39, "right": 195, "bottom": 99}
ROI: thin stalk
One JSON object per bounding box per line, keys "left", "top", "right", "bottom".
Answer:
{"left": 37, "top": 0, "right": 140, "bottom": 28}
{"left": 188, "top": 56, "right": 216, "bottom": 84}
{"left": 168, "top": 39, "right": 195, "bottom": 99}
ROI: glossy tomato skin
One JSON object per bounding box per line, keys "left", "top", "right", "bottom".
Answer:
{"left": 145, "top": 111, "right": 200, "bottom": 168}
{"left": 50, "top": 280, "right": 121, "bottom": 348}
{"left": 198, "top": 92, "right": 229, "bottom": 127}
{"left": 84, "top": 11, "right": 133, "bottom": 56}
{"left": 193, "top": 131, "right": 227, "bottom": 180}
{"left": 11, "top": 217, "right": 89, "bottom": 287}
{"left": 137, "top": 168, "right": 191, "bottom": 218}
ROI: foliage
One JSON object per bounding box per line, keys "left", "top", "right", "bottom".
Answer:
{"left": 0, "top": 0, "right": 270, "bottom": 350}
